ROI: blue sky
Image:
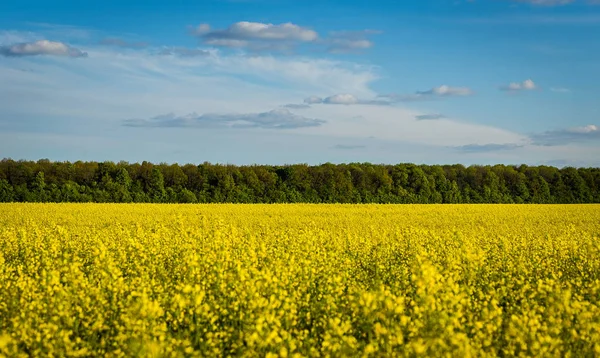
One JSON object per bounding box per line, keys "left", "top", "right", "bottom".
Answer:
{"left": 1, "top": 0, "right": 599, "bottom": 166}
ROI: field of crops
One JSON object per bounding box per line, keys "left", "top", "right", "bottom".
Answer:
{"left": 1, "top": 204, "right": 599, "bottom": 357}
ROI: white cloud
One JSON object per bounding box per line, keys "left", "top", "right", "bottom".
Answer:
{"left": 283, "top": 103, "right": 311, "bottom": 109}
{"left": 24, "top": 22, "right": 93, "bottom": 41}
{"left": 224, "top": 22, "right": 317, "bottom": 41}
{"left": 301, "top": 93, "right": 388, "bottom": 106}
{"left": 1, "top": 29, "right": 598, "bottom": 166}
{"left": 204, "top": 38, "right": 249, "bottom": 48}
{"left": 415, "top": 114, "right": 445, "bottom": 120}
{"left": 191, "top": 21, "right": 318, "bottom": 51}
{"left": 568, "top": 124, "right": 598, "bottom": 134}
{"left": 123, "top": 108, "right": 325, "bottom": 129}
{"left": 0, "top": 40, "right": 87, "bottom": 57}
{"left": 328, "top": 39, "right": 373, "bottom": 53}
{"left": 189, "top": 23, "right": 211, "bottom": 36}
{"left": 100, "top": 38, "right": 148, "bottom": 49}
{"left": 416, "top": 85, "right": 473, "bottom": 97}
{"left": 325, "top": 30, "right": 380, "bottom": 53}
{"left": 532, "top": 124, "right": 600, "bottom": 145}
{"left": 0, "top": 30, "right": 39, "bottom": 45}
{"left": 292, "top": 102, "right": 529, "bottom": 147}
{"left": 157, "top": 47, "right": 210, "bottom": 57}
{"left": 377, "top": 93, "right": 427, "bottom": 102}
{"left": 323, "top": 94, "right": 359, "bottom": 105}
{"left": 455, "top": 143, "right": 523, "bottom": 153}
{"left": 500, "top": 79, "right": 537, "bottom": 91}
{"left": 522, "top": 79, "right": 536, "bottom": 89}
{"left": 220, "top": 56, "right": 378, "bottom": 98}
{"left": 191, "top": 22, "right": 380, "bottom": 54}
{"left": 6, "top": 31, "right": 589, "bottom": 165}
{"left": 0, "top": 40, "right": 377, "bottom": 127}
{"left": 304, "top": 96, "right": 323, "bottom": 104}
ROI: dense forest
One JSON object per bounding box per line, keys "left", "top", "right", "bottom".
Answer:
{"left": 0, "top": 159, "right": 599, "bottom": 204}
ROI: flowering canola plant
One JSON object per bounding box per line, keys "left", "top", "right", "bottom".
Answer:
{"left": 1, "top": 204, "right": 599, "bottom": 357}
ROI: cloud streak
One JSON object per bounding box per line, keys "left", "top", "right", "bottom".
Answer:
{"left": 500, "top": 79, "right": 537, "bottom": 92}
{"left": 379, "top": 85, "right": 473, "bottom": 103}
{"left": 302, "top": 94, "right": 389, "bottom": 106}
{"left": 100, "top": 38, "right": 149, "bottom": 49}
{"left": 190, "top": 21, "right": 318, "bottom": 51}
{"left": 189, "top": 22, "right": 379, "bottom": 54}
{"left": 456, "top": 124, "right": 600, "bottom": 151}
{"left": 157, "top": 47, "right": 211, "bottom": 57}
{"left": 532, "top": 124, "right": 600, "bottom": 146}
{"left": 0, "top": 40, "right": 87, "bottom": 58}
{"left": 304, "top": 96, "right": 324, "bottom": 104}
{"left": 324, "top": 94, "right": 359, "bottom": 105}
{"left": 283, "top": 103, "right": 311, "bottom": 109}
{"left": 415, "top": 114, "right": 445, "bottom": 120}
{"left": 417, "top": 85, "right": 473, "bottom": 97}
{"left": 123, "top": 108, "right": 325, "bottom": 129}
{"left": 455, "top": 143, "right": 524, "bottom": 153}
{"left": 325, "top": 30, "right": 381, "bottom": 54}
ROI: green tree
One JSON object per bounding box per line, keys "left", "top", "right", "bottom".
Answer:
{"left": 0, "top": 179, "right": 15, "bottom": 202}
{"left": 178, "top": 188, "right": 198, "bottom": 203}
{"left": 31, "top": 172, "right": 47, "bottom": 202}
{"left": 0, "top": 159, "right": 598, "bottom": 204}
{"left": 148, "top": 168, "right": 166, "bottom": 203}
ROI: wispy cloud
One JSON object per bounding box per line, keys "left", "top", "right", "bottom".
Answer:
{"left": 379, "top": 85, "right": 473, "bottom": 102}
{"left": 0, "top": 40, "right": 87, "bottom": 58}
{"left": 100, "top": 38, "right": 149, "bottom": 49}
{"left": 417, "top": 85, "right": 473, "bottom": 97}
{"left": 304, "top": 96, "right": 323, "bottom": 104}
{"left": 324, "top": 94, "right": 359, "bottom": 105}
{"left": 210, "top": 56, "right": 377, "bottom": 98}
{"left": 325, "top": 30, "right": 381, "bottom": 54}
{"left": 415, "top": 114, "right": 445, "bottom": 120}
{"left": 532, "top": 124, "right": 600, "bottom": 146}
{"left": 123, "top": 108, "right": 325, "bottom": 129}
{"left": 500, "top": 79, "right": 537, "bottom": 92}
{"left": 157, "top": 47, "right": 211, "bottom": 57}
{"left": 550, "top": 87, "right": 571, "bottom": 93}
{"left": 188, "top": 22, "right": 380, "bottom": 54}
{"left": 458, "top": 124, "right": 600, "bottom": 151}
{"left": 455, "top": 143, "right": 524, "bottom": 153}
{"left": 189, "top": 21, "right": 318, "bottom": 52}
{"left": 0, "top": 30, "right": 39, "bottom": 45}
{"left": 24, "top": 22, "right": 92, "bottom": 40}
{"left": 283, "top": 103, "right": 311, "bottom": 109}
{"left": 377, "top": 93, "right": 429, "bottom": 102}
{"left": 0, "top": 28, "right": 556, "bottom": 164}
{"left": 302, "top": 94, "right": 389, "bottom": 106}
{"left": 0, "top": 38, "right": 378, "bottom": 139}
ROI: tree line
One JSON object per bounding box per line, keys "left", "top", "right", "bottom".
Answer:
{"left": 0, "top": 159, "right": 599, "bottom": 204}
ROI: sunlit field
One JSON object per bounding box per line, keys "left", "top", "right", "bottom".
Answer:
{"left": 1, "top": 204, "right": 599, "bottom": 357}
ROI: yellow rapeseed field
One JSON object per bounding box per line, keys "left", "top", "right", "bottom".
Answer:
{"left": 1, "top": 204, "right": 599, "bottom": 357}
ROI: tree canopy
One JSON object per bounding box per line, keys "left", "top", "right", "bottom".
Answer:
{"left": 1, "top": 159, "right": 599, "bottom": 204}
